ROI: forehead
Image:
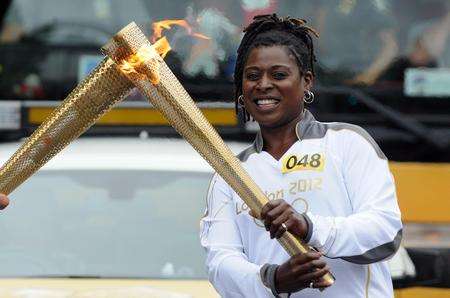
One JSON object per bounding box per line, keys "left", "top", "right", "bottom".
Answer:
{"left": 245, "top": 45, "right": 298, "bottom": 69}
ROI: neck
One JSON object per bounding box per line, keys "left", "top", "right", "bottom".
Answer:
{"left": 261, "top": 114, "right": 302, "bottom": 160}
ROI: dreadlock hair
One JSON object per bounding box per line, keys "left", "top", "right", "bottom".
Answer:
{"left": 234, "top": 14, "right": 319, "bottom": 122}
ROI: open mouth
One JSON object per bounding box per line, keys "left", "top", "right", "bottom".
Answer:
{"left": 254, "top": 98, "right": 280, "bottom": 106}
{"left": 253, "top": 98, "right": 280, "bottom": 110}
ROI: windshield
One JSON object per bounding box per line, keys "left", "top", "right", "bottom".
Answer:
{"left": 0, "top": 170, "right": 212, "bottom": 279}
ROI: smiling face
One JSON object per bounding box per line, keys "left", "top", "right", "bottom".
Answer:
{"left": 242, "top": 45, "right": 312, "bottom": 129}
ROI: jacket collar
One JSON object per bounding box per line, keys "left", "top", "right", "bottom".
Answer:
{"left": 253, "top": 109, "right": 317, "bottom": 153}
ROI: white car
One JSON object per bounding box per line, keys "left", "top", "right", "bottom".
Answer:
{"left": 0, "top": 137, "right": 250, "bottom": 297}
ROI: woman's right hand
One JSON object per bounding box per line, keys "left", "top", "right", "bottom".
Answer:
{"left": 275, "top": 251, "right": 331, "bottom": 293}
{"left": 0, "top": 194, "right": 9, "bottom": 210}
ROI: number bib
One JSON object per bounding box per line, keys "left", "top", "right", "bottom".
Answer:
{"left": 281, "top": 153, "right": 325, "bottom": 173}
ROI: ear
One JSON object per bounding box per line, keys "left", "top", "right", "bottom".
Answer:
{"left": 302, "top": 71, "right": 314, "bottom": 90}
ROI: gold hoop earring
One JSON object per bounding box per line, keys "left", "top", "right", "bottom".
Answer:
{"left": 303, "top": 90, "right": 314, "bottom": 104}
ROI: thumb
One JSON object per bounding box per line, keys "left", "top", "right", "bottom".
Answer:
{"left": 0, "top": 194, "right": 10, "bottom": 210}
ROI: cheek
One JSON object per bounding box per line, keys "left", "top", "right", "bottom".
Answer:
{"left": 242, "top": 80, "right": 254, "bottom": 95}
{"left": 280, "top": 81, "right": 303, "bottom": 99}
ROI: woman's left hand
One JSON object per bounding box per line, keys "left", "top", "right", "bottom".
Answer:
{"left": 252, "top": 199, "right": 308, "bottom": 239}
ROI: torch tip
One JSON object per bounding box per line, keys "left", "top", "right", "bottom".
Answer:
{"left": 102, "top": 22, "right": 147, "bottom": 61}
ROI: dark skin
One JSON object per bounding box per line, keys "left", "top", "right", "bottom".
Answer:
{"left": 242, "top": 45, "right": 310, "bottom": 160}
{"left": 0, "top": 193, "right": 9, "bottom": 210}
{"left": 242, "top": 45, "right": 330, "bottom": 292}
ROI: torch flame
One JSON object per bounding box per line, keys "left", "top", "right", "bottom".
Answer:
{"left": 151, "top": 19, "right": 209, "bottom": 43}
{"left": 119, "top": 45, "right": 162, "bottom": 84}
{"left": 119, "top": 19, "right": 207, "bottom": 85}
{"left": 118, "top": 36, "right": 171, "bottom": 85}
{"left": 153, "top": 36, "right": 171, "bottom": 58}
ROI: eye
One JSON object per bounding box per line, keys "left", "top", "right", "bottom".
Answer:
{"left": 272, "top": 71, "right": 288, "bottom": 80}
{"left": 245, "top": 72, "right": 260, "bottom": 81}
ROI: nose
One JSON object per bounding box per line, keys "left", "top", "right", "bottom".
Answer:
{"left": 256, "top": 74, "right": 273, "bottom": 91}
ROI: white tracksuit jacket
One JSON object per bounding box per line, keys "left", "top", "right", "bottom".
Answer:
{"left": 200, "top": 110, "right": 402, "bottom": 297}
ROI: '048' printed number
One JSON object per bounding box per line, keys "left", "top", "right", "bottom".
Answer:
{"left": 282, "top": 153, "right": 324, "bottom": 173}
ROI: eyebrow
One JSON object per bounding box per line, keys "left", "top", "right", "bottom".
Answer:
{"left": 244, "top": 64, "right": 292, "bottom": 71}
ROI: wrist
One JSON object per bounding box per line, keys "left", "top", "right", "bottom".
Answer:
{"left": 260, "top": 264, "right": 290, "bottom": 297}
{"left": 274, "top": 267, "right": 291, "bottom": 298}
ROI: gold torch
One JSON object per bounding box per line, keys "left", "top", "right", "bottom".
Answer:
{"left": 0, "top": 58, "right": 134, "bottom": 195}
{"left": 102, "top": 22, "right": 335, "bottom": 287}
{"left": 0, "top": 24, "right": 178, "bottom": 195}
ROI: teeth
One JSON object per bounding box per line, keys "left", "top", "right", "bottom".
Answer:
{"left": 256, "top": 99, "right": 278, "bottom": 105}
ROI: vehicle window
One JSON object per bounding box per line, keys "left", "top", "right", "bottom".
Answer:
{"left": 0, "top": 0, "right": 153, "bottom": 45}
{"left": 2, "top": 0, "right": 448, "bottom": 100}
{"left": 0, "top": 170, "right": 212, "bottom": 279}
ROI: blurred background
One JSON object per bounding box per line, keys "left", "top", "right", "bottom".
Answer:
{"left": 1, "top": 0, "right": 450, "bottom": 161}
{"left": 0, "top": 0, "right": 449, "bottom": 297}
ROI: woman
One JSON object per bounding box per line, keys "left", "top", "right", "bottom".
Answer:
{"left": 200, "top": 14, "right": 402, "bottom": 297}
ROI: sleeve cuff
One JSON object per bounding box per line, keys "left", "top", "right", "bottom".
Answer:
{"left": 260, "top": 263, "right": 290, "bottom": 297}
{"left": 302, "top": 213, "right": 314, "bottom": 243}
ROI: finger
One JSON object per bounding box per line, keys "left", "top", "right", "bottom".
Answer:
{"left": 295, "top": 259, "right": 326, "bottom": 273}
{"left": 260, "top": 199, "right": 283, "bottom": 220}
{"left": 273, "top": 222, "right": 287, "bottom": 239}
{"left": 273, "top": 215, "right": 293, "bottom": 239}
{"left": 292, "top": 251, "right": 321, "bottom": 265}
{"left": 310, "top": 259, "right": 327, "bottom": 269}
{"left": 270, "top": 209, "right": 292, "bottom": 238}
{"left": 298, "top": 266, "right": 330, "bottom": 282}
{"left": 292, "top": 258, "right": 326, "bottom": 275}
{"left": 266, "top": 201, "right": 289, "bottom": 222}
{"left": 289, "top": 253, "right": 321, "bottom": 273}
{"left": 0, "top": 194, "right": 9, "bottom": 210}
{"left": 313, "top": 279, "right": 332, "bottom": 289}
{"left": 272, "top": 208, "right": 294, "bottom": 227}
{"left": 312, "top": 272, "right": 334, "bottom": 289}
{"left": 264, "top": 201, "right": 289, "bottom": 231}
{"left": 292, "top": 259, "right": 316, "bottom": 275}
